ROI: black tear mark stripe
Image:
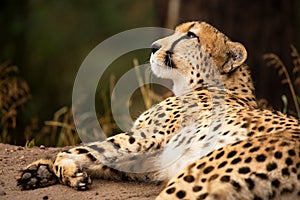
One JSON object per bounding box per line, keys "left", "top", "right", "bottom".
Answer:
{"left": 169, "top": 35, "right": 191, "bottom": 53}
{"left": 166, "top": 23, "right": 199, "bottom": 68}
{"left": 169, "top": 22, "right": 197, "bottom": 53}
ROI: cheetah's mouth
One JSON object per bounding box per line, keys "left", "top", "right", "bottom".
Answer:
{"left": 150, "top": 53, "right": 171, "bottom": 78}
{"left": 164, "top": 51, "right": 176, "bottom": 68}
{"left": 150, "top": 53, "right": 175, "bottom": 71}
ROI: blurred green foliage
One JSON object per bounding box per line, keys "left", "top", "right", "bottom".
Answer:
{"left": 0, "top": 1, "right": 158, "bottom": 145}
{"left": 1, "top": 1, "right": 299, "bottom": 146}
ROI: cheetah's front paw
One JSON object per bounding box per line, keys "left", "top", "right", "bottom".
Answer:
{"left": 68, "top": 170, "right": 91, "bottom": 190}
{"left": 17, "top": 159, "right": 58, "bottom": 190}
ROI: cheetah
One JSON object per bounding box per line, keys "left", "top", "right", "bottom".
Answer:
{"left": 17, "top": 22, "right": 300, "bottom": 199}
{"left": 157, "top": 132, "right": 300, "bottom": 200}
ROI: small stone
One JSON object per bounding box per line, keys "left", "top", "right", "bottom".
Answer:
{"left": 17, "top": 146, "right": 23, "bottom": 150}
{"left": 40, "top": 145, "right": 46, "bottom": 149}
{"left": 42, "top": 195, "right": 48, "bottom": 200}
{"left": 95, "top": 192, "right": 99, "bottom": 195}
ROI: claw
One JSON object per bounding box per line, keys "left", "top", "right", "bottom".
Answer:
{"left": 76, "top": 173, "right": 84, "bottom": 177}
{"left": 71, "top": 171, "right": 91, "bottom": 190}
{"left": 78, "top": 182, "right": 86, "bottom": 186}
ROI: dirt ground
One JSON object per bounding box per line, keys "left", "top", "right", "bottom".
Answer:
{"left": 0, "top": 143, "right": 163, "bottom": 200}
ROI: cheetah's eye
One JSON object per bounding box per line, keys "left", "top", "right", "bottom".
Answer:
{"left": 187, "top": 31, "right": 198, "bottom": 39}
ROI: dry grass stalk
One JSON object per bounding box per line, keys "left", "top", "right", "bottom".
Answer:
{"left": 44, "top": 106, "right": 79, "bottom": 146}
{"left": 98, "top": 74, "right": 118, "bottom": 137}
{"left": 133, "top": 58, "right": 152, "bottom": 109}
{"left": 291, "top": 45, "right": 300, "bottom": 85}
{"left": 263, "top": 49, "right": 300, "bottom": 119}
{"left": 133, "top": 58, "right": 168, "bottom": 110}
{"left": 0, "top": 61, "right": 31, "bottom": 143}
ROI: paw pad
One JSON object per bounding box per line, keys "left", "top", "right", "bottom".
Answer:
{"left": 17, "top": 164, "right": 58, "bottom": 190}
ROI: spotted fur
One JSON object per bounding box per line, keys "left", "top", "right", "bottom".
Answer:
{"left": 17, "top": 22, "right": 300, "bottom": 199}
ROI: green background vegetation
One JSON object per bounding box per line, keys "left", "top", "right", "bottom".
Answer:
{"left": 0, "top": 0, "right": 299, "bottom": 146}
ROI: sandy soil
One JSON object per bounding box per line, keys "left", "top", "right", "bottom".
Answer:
{"left": 0, "top": 143, "right": 163, "bottom": 200}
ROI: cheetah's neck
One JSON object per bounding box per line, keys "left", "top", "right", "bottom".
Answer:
{"left": 172, "top": 64, "right": 257, "bottom": 108}
{"left": 223, "top": 64, "right": 257, "bottom": 108}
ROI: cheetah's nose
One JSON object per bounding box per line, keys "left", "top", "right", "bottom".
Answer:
{"left": 151, "top": 43, "right": 161, "bottom": 54}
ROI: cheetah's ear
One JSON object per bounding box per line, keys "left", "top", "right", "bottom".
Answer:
{"left": 222, "top": 41, "right": 247, "bottom": 73}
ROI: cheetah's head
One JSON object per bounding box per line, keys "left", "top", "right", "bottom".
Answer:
{"left": 150, "top": 21, "right": 248, "bottom": 95}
